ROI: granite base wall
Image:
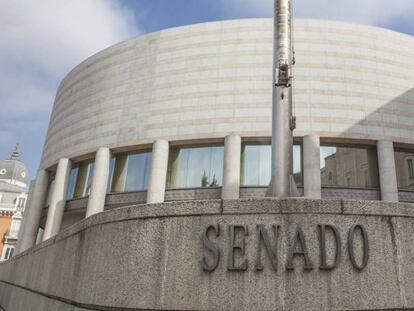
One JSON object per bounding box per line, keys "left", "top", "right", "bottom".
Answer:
{"left": 1, "top": 199, "right": 414, "bottom": 311}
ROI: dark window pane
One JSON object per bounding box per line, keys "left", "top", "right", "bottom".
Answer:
{"left": 17, "top": 198, "right": 25, "bottom": 208}
{"left": 107, "top": 157, "right": 115, "bottom": 193}
{"left": 73, "top": 162, "right": 94, "bottom": 198}
{"left": 394, "top": 151, "right": 414, "bottom": 191}
{"left": 85, "top": 163, "right": 95, "bottom": 196}
{"left": 409, "top": 160, "right": 414, "bottom": 179}
{"left": 111, "top": 154, "right": 128, "bottom": 193}
{"left": 320, "top": 146, "right": 379, "bottom": 188}
{"left": 124, "top": 153, "right": 152, "bottom": 191}
{"left": 66, "top": 168, "right": 78, "bottom": 200}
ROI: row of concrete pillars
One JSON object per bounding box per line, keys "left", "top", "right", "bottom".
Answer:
{"left": 302, "top": 135, "right": 398, "bottom": 202}
{"left": 15, "top": 134, "right": 399, "bottom": 255}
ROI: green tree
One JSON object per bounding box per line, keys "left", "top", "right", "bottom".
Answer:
{"left": 201, "top": 171, "right": 209, "bottom": 187}
{"left": 209, "top": 174, "right": 218, "bottom": 187}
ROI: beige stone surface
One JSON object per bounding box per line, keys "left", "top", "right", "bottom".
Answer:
{"left": 40, "top": 19, "right": 414, "bottom": 170}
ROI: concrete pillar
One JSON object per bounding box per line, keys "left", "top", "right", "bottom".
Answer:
{"left": 377, "top": 140, "right": 399, "bottom": 202}
{"left": 303, "top": 134, "right": 321, "bottom": 199}
{"left": 147, "top": 140, "right": 169, "bottom": 204}
{"left": 86, "top": 147, "right": 111, "bottom": 218}
{"left": 15, "top": 180, "right": 34, "bottom": 254}
{"left": 36, "top": 228, "right": 44, "bottom": 245}
{"left": 43, "top": 158, "right": 72, "bottom": 240}
{"left": 222, "top": 134, "right": 241, "bottom": 200}
{"left": 15, "top": 171, "right": 49, "bottom": 254}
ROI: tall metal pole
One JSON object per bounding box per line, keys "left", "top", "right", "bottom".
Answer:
{"left": 270, "top": 0, "right": 295, "bottom": 197}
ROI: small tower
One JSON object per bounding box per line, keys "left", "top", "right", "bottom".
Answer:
{"left": 0, "top": 144, "right": 28, "bottom": 188}
{"left": 10, "top": 143, "right": 20, "bottom": 161}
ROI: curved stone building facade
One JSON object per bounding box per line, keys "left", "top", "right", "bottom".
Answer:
{"left": 33, "top": 18, "right": 414, "bottom": 232}
{"left": 43, "top": 18, "right": 414, "bottom": 167}
{"left": 2, "top": 19, "right": 414, "bottom": 311}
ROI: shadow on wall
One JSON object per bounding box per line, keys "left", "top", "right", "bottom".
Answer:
{"left": 347, "top": 88, "right": 414, "bottom": 144}
{"left": 318, "top": 87, "right": 414, "bottom": 196}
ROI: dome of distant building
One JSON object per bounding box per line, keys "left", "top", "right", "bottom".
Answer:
{"left": 0, "top": 144, "right": 28, "bottom": 189}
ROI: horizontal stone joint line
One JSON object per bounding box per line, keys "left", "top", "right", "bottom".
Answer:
{"left": 0, "top": 280, "right": 195, "bottom": 311}
{"left": 0, "top": 279, "right": 409, "bottom": 311}
{"left": 6, "top": 201, "right": 414, "bottom": 263}
{"left": 5, "top": 211, "right": 223, "bottom": 261}
{"left": 220, "top": 211, "right": 414, "bottom": 218}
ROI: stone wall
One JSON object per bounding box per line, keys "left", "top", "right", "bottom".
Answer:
{"left": 1, "top": 199, "right": 414, "bottom": 310}
{"left": 40, "top": 19, "right": 414, "bottom": 169}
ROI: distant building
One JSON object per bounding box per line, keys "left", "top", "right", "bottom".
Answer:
{"left": 320, "top": 147, "right": 379, "bottom": 188}
{"left": 0, "top": 145, "right": 28, "bottom": 261}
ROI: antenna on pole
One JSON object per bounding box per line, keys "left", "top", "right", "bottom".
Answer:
{"left": 268, "top": 0, "right": 296, "bottom": 197}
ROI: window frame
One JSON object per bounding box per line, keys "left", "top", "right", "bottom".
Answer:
{"left": 166, "top": 143, "right": 225, "bottom": 190}
{"left": 320, "top": 143, "right": 380, "bottom": 189}
{"left": 407, "top": 159, "right": 414, "bottom": 180}
{"left": 394, "top": 147, "right": 414, "bottom": 191}
{"left": 67, "top": 160, "right": 95, "bottom": 200}
{"left": 109, "top": 150, "right": 152, "bottom": 194}
{"left": 240, "top": 141, "right": 303, "bottom": 187}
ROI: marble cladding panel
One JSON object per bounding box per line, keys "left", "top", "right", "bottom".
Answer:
{"left": 41, "top": 19, "right": 414, "bottom": 169}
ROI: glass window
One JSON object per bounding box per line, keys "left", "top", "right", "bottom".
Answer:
{"left": 85, "top": 163, "right": 94, "bottom": 195}
{"left": 3, "top": 247, "right": 13, "bottom": 260}
{"left": 240, "top": 144, "right": 302, "bottom": 186}
{"left": 394, "top": 150, "right": 414, "bottom": 191}
{"left": 125, "top": 153, "right": 151, "bottom": 191}
{"left": 45, "top": 178, "right": 56, "bottom": 206}
{"left": 167, "top": 146, "right": 224, "bottom": 188}
{"left": 9, "top": 219, "right": 20, "bottom": 236}
{"left": 74, "top": 162, "right": 94, "bottom": 198}
{"left": 16, "top": 197, "right": 25, "bottom": 208}
{"left": 320, "top": 146, "right": 379, "bottom": 188}
{"left": 241, "top": 144, "right": 271, "bottom": 186}
{"left": 107, "top": 157, "right": 115, "bottom": 193}
{"left": 364, "top": 168, "right": 369, "bottom": 187}
{"left": 67, "top": 161, "right": 95, "bottom": 199}
{"left": 67, "top": 168, "right": 78, "bottom": 200}
{"left": 110, "top": 152, "right": 152, "bottom": 193}
{"left": 408, "top": 159, "right": 414, "bottom": 180}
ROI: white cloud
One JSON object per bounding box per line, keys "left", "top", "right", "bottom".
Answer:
{"left": 0, "top": 0, "right": 140, "bottom": 174}
{"left": 1, "top": 0, "right": 139, "bottom": 77}
{"left": 219, "top": 0, "right": 414, "bottom": 26}
{"left": 0, "top": 130, "right": 14, "bottom": 146}
{"left": 0, "top": 0, "right": 140, "bottom": 116}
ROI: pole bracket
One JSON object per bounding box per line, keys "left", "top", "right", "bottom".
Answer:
{"left": 275, "top": 62, "right": 292, "bottom": 87}
{"left": 290, "top": 116, "right": 296, "bottom": 131}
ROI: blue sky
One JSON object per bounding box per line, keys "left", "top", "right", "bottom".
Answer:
{"left": 1, "top": 0, "right": 413, "bottom": 179}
